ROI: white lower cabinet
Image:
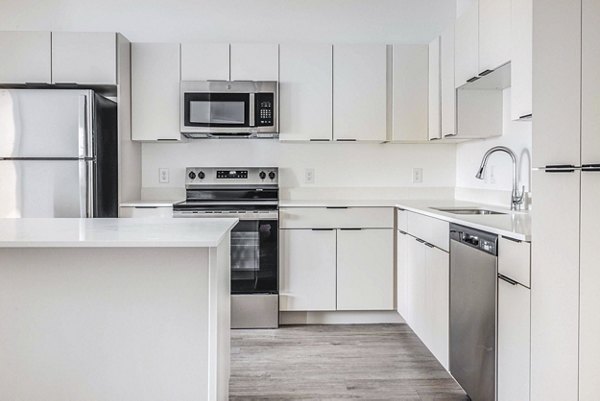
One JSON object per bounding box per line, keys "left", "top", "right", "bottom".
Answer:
{"left": 337, "top": 229, "right": 394, "bottom": 311}
{"left": 279, "top": 229, "right": 337, "bottom": 311}
{"left": 498, "top": 278, "right": 531, "bottom": 401}
{"left": 396, "top": 229, "right": 410, "bottom": 319}
{"left": 119, "top": 205, "right": 173, "bottom": 218}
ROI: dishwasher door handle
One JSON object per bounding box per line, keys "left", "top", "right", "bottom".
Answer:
{"left": 498, "top": 273, "right": 519, "bottom": 286}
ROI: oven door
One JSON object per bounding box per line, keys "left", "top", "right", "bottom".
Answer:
{"left": 230, "top": 219, "right": 278, "bottom": 294}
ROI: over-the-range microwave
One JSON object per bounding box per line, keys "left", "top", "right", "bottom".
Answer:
{"left": 180, "top": 80, "right": 278, "bottom": 138}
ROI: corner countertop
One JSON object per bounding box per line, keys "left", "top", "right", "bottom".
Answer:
{"left": 279, "top": 199, "right": 531, "bottom": 241}
{"left": 0, "top": 218, "right": 238, "bottom": 248}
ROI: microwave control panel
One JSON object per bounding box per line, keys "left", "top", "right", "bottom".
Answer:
{"left": 255, "top": 93, "right": 275, "bottom": 127}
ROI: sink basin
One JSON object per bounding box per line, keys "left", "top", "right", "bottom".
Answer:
{"left": 431, "top": 207, "right": 507, "bottom": 215}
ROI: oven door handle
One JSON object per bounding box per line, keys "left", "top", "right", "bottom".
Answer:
{"left": 178, "top": 201, "right": 279, "bottom": 206}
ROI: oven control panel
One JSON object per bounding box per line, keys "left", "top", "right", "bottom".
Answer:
{"left": 255, "top": 93, "right": 275, "bottom": 127}
{"left": 185, "top": 167, "right": 278, "bottom": 186}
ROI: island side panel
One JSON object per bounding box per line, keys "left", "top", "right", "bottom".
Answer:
{"left": 208, "top": 234, "right": 231, "bottom": 401}
{"left": 0, "top": 247, "right": 212, "bottom": 401}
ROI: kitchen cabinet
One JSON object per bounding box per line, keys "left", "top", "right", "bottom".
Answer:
{"left": 454, "top": 3, "right": 479, "bottom": 88}
{"left": 389, "top": 45, "right": 429, "bottom": 142}
{"left": 406, "top": 236, "right": 427, "bottom": 336}
{"left": 397, "top": 228, "right": 409, "bottom": 319}
{"left": 0, "top": 31, "right": 51, "bottom": 84}
{"left": 131, "top": 43, "right": 181, "bottom": 141}
{"left": 279, "top": 229, "right": 337, "bottom": 311}
{"left": 51, "top": 32, "right": 118, "bottom": 85}
{"left": 119, "top": 205, "right": 173, "bottom": 218}
{"left": 406, "top": 211, "right": 449, "bottom": 252}
{"left": 582, "top": 0, "right": 600, "bottom": 165}
{"left": 337, "top": 229, "right": 394, "bottom": 311}
{"left": 181, "top": 43, "right": 229, "bottom": 81}
{"left": 230, "top": 43, "right": 279, "bottom": 81}
{"left": 532, "top": 0, "right": 582, "bottom": 168}
{"left": 440, "top": 25, "right": 457, "bottom": 138}
{"left": 479, "top": 0, "right": 511, "bottom": 74}
{"left": 511, "top": 0, "right": 533, "bottom": 121}
{"left": 531, "top": 169, "right": 580, "bottom": 401}
{"left": 498, "top": 275, "right": 531, "bottom": 401}
{"left": 498, "top": 237, "right": 531, "bottom": 288}
{"left": 333, "top": 44, "right": 388, "bottom": 142}
{"left": 428, "top": 38, "right": 441, "bottom": 141}
{"left": 279, "top": 44, "right": 333, "bottom": 141}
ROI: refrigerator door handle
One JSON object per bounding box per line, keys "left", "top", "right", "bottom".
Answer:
{"left": 78, "top": 95, "right": 93, "bottom": 158}
{"left": 79, "top": 160, "right": 94, "bottom": 218}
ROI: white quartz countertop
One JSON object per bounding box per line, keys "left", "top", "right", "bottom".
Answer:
{"left": 0, "top": 218, "right": 238, "bottom": 248}
{"left": 279, "top": 199, "right": 531, "bottom": 241}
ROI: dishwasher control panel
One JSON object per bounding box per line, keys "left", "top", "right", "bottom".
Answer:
{"left": 450, "top": 224, "right": 498, "bottom": 255}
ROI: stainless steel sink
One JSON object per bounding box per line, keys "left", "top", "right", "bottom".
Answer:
{"left": 431, "top": 207, "right": 507, "bottom": 215}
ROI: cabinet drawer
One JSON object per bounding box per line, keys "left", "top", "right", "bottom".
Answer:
{"left": 279, "top": 207, "right": 394, "bottom": 229}
{"left": 120, "top": 206, "right": 173, "bottom": 218}
{"left": 397, "top": 208, "right": 409, "bottom": 232}
{"left": 406, "top": 212, "right": 449, "bottom": 251}
{"left": 498, "top": 237, "right": 531, "bottom": 287}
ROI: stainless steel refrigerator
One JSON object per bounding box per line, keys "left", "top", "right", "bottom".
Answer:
{"left": 0, "top": 89, "right": 118, "bottom": 218}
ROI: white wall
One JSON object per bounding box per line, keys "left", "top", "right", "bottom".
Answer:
{"left": 455, "top": 89, "right": 533, "bottom": 204}
{"left": 142, "top": 142, "right": 458, "bottom": 200}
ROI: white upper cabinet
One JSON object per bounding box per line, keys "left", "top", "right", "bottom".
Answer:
{"left": 51, "top": 32, "right": 117, "bottom": 85}
{"left": 440, "top": 25, "right": 457, "bottom": 138}
{"left": 230, "top": 44, "right": 278, "bottom": 81}
{"left": 131, "top": 43, "right": 181, "bottom": 141}
{"left": 181, "top": 43, "right": 229, "bottom": 81}
{"left": 0, "top": 31, "right": 51, "bottom": 84}
{"left": 532, "top": 0, "right": 581, "bottom": 168}
{"left": 511, "top": 0, "right": 533, "bottom": 121}
{"left": 455, "top": 3, "right": 479, "bottom": 87}
{"left": 428, "top": 39, "right": 441, "bottom": 141}
{"left": 390, "top": 44, "right": 429, "bottom": 142}
{"left": 582, "top": 0, "right": 600, "bottom": 165}
{"left": 479, "top": 0, "right": 511, "bottom": 73}
{"left": 279, "top": 43, "right": 333, "bottom": 141}
{"left": 333, "top": 44, "right": 388, "bottom": 142}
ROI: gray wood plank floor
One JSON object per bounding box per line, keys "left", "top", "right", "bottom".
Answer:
{"left": 230, "top": 323, "right": 468, "bottom": 400}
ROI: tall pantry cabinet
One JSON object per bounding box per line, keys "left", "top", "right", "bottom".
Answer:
{"left": 531, "top": 0, "right": 600, "bottom": 400}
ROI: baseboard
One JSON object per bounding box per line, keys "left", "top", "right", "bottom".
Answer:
{"left": 279, "top": 310, "right": 405, "bottom": 325}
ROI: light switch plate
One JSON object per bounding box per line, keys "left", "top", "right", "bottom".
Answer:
{"left": 412, "top": 168, "right": 423, "bottom": 184}
{"left": 159, "top": 168, "right": 169, "bottom": 183}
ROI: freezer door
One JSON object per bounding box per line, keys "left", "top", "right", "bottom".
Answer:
{"left": 0, "top": 159, "right": 92, "bottom": 217}
{"left": 0, "top": 89, "right": 93, "bottom": 158}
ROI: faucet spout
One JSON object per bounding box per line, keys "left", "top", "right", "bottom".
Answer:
{"left": 475, "top": 146, "right": 524, "bottom": 210}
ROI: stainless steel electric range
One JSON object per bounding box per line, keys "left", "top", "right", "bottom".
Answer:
{"left": 173, "top": 167, "right": 279, "bottom": 329}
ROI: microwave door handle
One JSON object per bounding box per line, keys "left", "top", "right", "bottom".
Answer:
{"left": 249, "top": 93, "right": 255, "bottom": 127}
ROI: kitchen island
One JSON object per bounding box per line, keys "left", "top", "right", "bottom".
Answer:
{"left": 0, "top": 218, "right": 237, "bottom": 401}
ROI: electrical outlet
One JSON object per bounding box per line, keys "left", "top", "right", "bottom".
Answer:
{"left": 159, "top": 168, "right": 169, "bottom": 183}
{"left": 304, "top": 168, "right": 315, "bottom": 184}
{"left": 412, "top": 168, "right": 423, "bottom": 184}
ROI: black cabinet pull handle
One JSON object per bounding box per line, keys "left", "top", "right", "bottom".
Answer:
{"left": 415, "top": 238, "right": 426, "bottom": 244}
{"left": 466, "top": 76, "right": 480, "bottom": 83}
{"left": 582, "top": 164, "right": 600, "bottom": 172}
{"left": 479, "top": 69, "right": 494, "bottom": 76}
{"left": 498, "top": 274, "right": 519, "bottom": 286}
{"left": 398, "top": 230, "right": 408, "bottom": 235}
{"left": 310, "top": 139, "right": 330, "bottom": 142}
{"left": 340, "top": 228, "right": 362, "bottom": 231}
{"left": 545, "top": 164, "right": 577, "bottom": 173}
{"left": 519, "top": 113, "right": 533, "bottom": 120}
{"left": 311, "top": 228, "right": 334, "bottom": 231}
{"left": 424, "top": 242, "right": 435, "bottom": 248}
{"left": 336, "top": 138, "right": 357, "bottom": 142}
{"left": 326, "top": 206, "right": 348, "bottom": 209}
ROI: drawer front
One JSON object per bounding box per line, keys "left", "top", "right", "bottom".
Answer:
{"left": 498, "top": 237, "right": 531, "bottom": 287}
{"left": 397, "top": 208, "right": 409, "bottom": 232}
{"left": 119, "top": 206, "right": 173, "bottom": 218}
{"left": 406, "top": 211, "right": 450, "bottom": 251}
{"left": 279, "top": 207, "right": 394, "bottom": 229}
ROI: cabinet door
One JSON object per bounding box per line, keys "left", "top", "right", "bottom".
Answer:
{"left": 498, "top": 278, "right": 531, "bottom": 401}
{"left": 337, "top": 229, "right": 394, "bottom": 310}
{"left": 279, "top": 44, "right": 332, "bottom": 141}
{"left": 582, "top": 0, "right": 600, "bottom": 165}
{"left": 391, "top": 45, "right": 429, "bottom": 141}
{"left": 230, "top": 44, "right": 278, "bottom": 81}
{"left": 397, "top": 230, "right": 410, "bottom": 319}
{"left": 119, "top": 206, "right": 173, "bottom": 218}
{"left": 440, "top": 25, "right": 457, "bottom": 137}
{"left": 579, "top": 170, "right": 600, "bottom": 401}
{"left": 428, "top": 39, "right": 441, "bottom": 141}
{"left": 333, "top": 44, "right": 388, "bottom": 142}
{"left": 454, "top": 3, "right": 479, "bottom": 88}
{"left": 532, "top": 0, "right": 581, "bottom": 168}
{"left": 52, "top": 32, "right": 116, "bottom": 85}
{"left": 131, "top": 43, "right": 181, "bottom": 141}
{"left": 531, "top": 169, "right": 580, "bottom": 401}
{"left": 406, "top": 236, "right": 427, "bottom": 338}
{"left": 479, "top": 0, "right": 511, "bottom": 73}
{"left": 0, "top": 31, "right": 51, "bottom": 84}
{"left": 511, "top": 0, "right": 533, "bottom": 121}
{"left": 181, "top": 43, "right": 229, "bottom": 81}
{"left": 279, "top": 229, "right": 336, "bottom": 311}
{"left": 425, "top": 244, "right": 449, "bottom": 369}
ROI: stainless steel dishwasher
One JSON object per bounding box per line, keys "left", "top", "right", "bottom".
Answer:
{"left": 449, "top": 224, "right": 498, "bottom": 401}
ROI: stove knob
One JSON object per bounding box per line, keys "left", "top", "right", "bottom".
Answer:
{"left": 198, "top": 171, "right": 205, "bottom": 179}
{"left": 188, "top": 171, "right": 196, "bottom": 180}
{"left": 259, "top": 171, "right": 266, "bottom": 180}
{"left": 268, "top": 171, "right": 276, "bottom": 180}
